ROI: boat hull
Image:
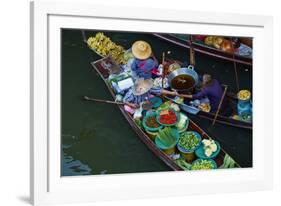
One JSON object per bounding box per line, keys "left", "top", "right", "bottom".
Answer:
{"left": 153, "top": 33, "right": 252, "bottom": 66}
{"left": 90, "top": 56, "right": 240, "bottom": 170}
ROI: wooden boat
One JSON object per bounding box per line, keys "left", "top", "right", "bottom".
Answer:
{"left": 84, "top": 31, "right": 252, "bottom": 130}
{"left": 153, "top": 33, "right": 252, "bottom": 66}
{"left": 164, "top": 58, "right": 252, "bottom": 130}
{"left": 90, "top": 56, "right": 240, "bottom": 171}
{"left": 165, "top": 92, "right": 252, "bottom": 130}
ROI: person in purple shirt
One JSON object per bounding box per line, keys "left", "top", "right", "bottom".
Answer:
{"left": 131, "top": 40, "right": 158, "bottom": 79}
{"left": 179, "top": 74, "right": 224, "bottom": 112}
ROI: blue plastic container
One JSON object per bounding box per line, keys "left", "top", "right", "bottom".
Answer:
{"left": 148, "top": 96, "right": 163, "bottom": 109}
{"left": 142, "top": 112, "right": 163, "bottom": 132}
{"left": 195, "top": 140, "right": 221, "bottom": 159}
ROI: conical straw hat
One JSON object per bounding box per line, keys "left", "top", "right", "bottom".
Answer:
{"left": 132, "top": 40, "right": 152, "bottom": 60}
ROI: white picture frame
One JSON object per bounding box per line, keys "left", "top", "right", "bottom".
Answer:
{"left": 30, "top": 0, "right": 273, "bottom": 205}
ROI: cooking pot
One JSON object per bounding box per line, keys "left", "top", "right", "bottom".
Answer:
{"left": 167, "top": 65, "right": 199, "bottom": 91}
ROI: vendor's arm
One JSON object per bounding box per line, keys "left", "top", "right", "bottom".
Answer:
{"left": 179, "top": 89, "right": 208, "bottom": 99}
{"left": 161, "top": 89, "right": 178, "bottom": 96}
{"left": 122, "top": 89, "right": 139, "bottom": 108}
{"left": 125, "top": 102, "right": 139, "bottom": 109}
{"left": 149, "top": 87, "right": 177, "bottom": 96}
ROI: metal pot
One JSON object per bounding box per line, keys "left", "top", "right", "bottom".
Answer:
{"left": 167, "top": 65, "right": 199, "bottom": 91}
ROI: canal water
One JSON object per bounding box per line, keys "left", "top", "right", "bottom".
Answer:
{"left": 61, "top": 29, "right": 252, "bottom": 176}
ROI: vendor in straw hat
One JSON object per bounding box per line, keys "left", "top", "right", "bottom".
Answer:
{"left": 123, "top": 78, "right": 178, "bottom": 111}
{"left": 131, "top": 40, "right": 159, "bottom": 79}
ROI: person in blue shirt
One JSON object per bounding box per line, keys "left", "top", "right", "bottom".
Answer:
{"left": 131, "top": 40, "right": 159, "bottom": 79}
{"left": 123, "top": 78, "right": 177, "bottom": 109}
{"left": 179, "top": 74, "right": 224, "bottom": 112}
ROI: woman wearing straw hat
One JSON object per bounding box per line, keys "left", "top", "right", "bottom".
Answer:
{"left": 131, "top": 40, "right": 159, "bottom": 79}
{"left": 123, "top": 78, "right": 178, "bottom": 113}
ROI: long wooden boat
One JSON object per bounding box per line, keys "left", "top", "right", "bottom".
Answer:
{"left": 153, "top": 33, "right": 252, "bottom": 66}
{"left": 166, "top": 93, "right": 252, "bottom": 130}
{"left": 163, "top": 58, "right": 252, "bottom": 130}
{"left": 90, "top": 56, "right": 240, "bottom": 171}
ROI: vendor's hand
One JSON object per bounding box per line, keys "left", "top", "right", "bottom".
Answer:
{"left": 179, "top": 94, "right": 192, "bottom": 99}
{"left": 126, "top": 102, "right": 139, "bottom": 109}
{"left": 171, "top": 90, "right": 179, "bottom": 96}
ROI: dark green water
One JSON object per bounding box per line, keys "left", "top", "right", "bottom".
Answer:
{"left": 61, "top": 29, "right": 252, "bottom": 176}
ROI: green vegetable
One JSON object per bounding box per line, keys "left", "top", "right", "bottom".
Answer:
{"left": 175, "top": 158, "right": 191, "bottom": 170}
{"left": 157, "top": 127, "right": 178, "bottom": 147}
{"left": 157, "top": 101, "right": 172, "bottom": 111}
{"left": 178, "top": 132, "right": 200, "bottom": 151}
{"left": 191, "top": 159, "right": 215, "bottom": 170}
{"left": 219, "top": 154, "right": 236, "bottom": 169}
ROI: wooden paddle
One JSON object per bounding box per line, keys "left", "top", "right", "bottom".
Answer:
{"left": 83, "top": 96, "right": 151, "bottom": 109}
{"left": 161, "top": 52, "right": 166, "bottom": 88}
{"left": 189, "top": 35, "right": 195, "bottom": 66}
{"left": 84, "top": 96, "right": 125, "bottom": 105}
{"left": 211, "top": 85, "right": 228, "bottom": 127}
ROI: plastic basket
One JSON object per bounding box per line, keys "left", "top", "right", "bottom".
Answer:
{"left": 191, "top": 158, "right": 217, "bottom": 170}
{"left": 142, "top": 112, "right": 163, "bottom": 132}
{"left": 156, "top": 108, "right": 180, "bottom": 126}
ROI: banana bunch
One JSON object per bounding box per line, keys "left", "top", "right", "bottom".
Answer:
{"left": 87, "top": 32, "right": 126, "bottom": 64}
{"left": 219, "top": 154, "right": 236, "bottom": 169}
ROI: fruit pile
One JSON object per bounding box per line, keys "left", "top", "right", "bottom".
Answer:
{"left": 204, "top": 36, "right": 234, "bottom": 54}
{"left": 199, "top": 103, "right": 211, "bottom": 112}
{"left": 87, "top": 32, "right": 126, "bottom": 64}
{"left": 237, "top": 90, "right": 251, "bottom": 101}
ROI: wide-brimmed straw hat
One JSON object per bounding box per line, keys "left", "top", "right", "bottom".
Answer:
{"left": 132, "top": 40, "right": 152, "bottom": 60}
{"left": 132, "top": 78, "right": 154, "bottom": 96}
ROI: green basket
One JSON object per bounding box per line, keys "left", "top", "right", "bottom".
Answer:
{"left": 142, "top": 112, "right": 163, "bottom": 132}
{"left": 149, "top": 96, "right": 163, "bottom": 109}
{"left": 155, "top": 128, "right": 180, "bottom": 149}
{"left": 156, "top": 108, "right": 180, "bottom": 126}
{"left": 175, "top": 113, "right": 189, "bottom": 133}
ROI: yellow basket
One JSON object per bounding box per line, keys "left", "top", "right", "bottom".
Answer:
{"left": 145, "top": 130, "right": 158, "bottom": 141}
{"left": 179, "top": 151, "right": 196, "bottom": 163}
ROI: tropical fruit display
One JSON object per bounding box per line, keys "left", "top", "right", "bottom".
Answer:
{"left": 87, "top": 32, "right": 126, "bottom": 64}
{"left": 237, "top": 90, "right": 251, "bottom": 101}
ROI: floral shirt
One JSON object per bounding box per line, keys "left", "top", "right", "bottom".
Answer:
{"left": 131, "top": 58, "right": 158, "bottom": 79}
{"left": 123, "top": 87, "right": 162, "bottom": 105}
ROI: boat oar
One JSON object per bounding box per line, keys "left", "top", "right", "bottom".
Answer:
{"left": 230, "top": 38, "right": 240, "bottom": 92}
{"left": 161, "top": 52, "right": 166, "bottom": 88}
{"left": 189, "top": 35, "right": 195, "bottom": 66}
{"left": 83, "top": 96, "right": 125, "bottom": 105}
{"left": 211, "top": 85, "right": 228, "bottom": 127}
{"left": 83, "top": 96, "right": 143, "bottom": 109}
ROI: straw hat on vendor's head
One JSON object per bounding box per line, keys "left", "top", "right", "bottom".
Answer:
{"left": 132, "top": 78, "right": 154, "bottom": 96}
{"left": 132, "top": 40, "right": 152, "bottom": 60}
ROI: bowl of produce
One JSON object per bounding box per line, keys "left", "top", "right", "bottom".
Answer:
{"left": 142, "top": 112, "right": 163, "bottom": 132}
{"left": 155, "top": 127, "right": 180, "bottom": 155}
{"left": 175, "top": 113, "right": 189, "bottom": 133}
{"left": 195, "top": 139, "right": 221, "bottom": 159}
{"left": 237, "top": 90, "right": 251, "bottom": 101}
{"left": 156, "top": 108, "right": 179, "bottom": 126}
{"left": 191, "top": 159, "right": 217, "bottom": 170}
{"left": 177, "top": 131, "right": 201, "bottom": 163}
{"left": 148, "top": 96, "right": 163, "bottom": 109}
